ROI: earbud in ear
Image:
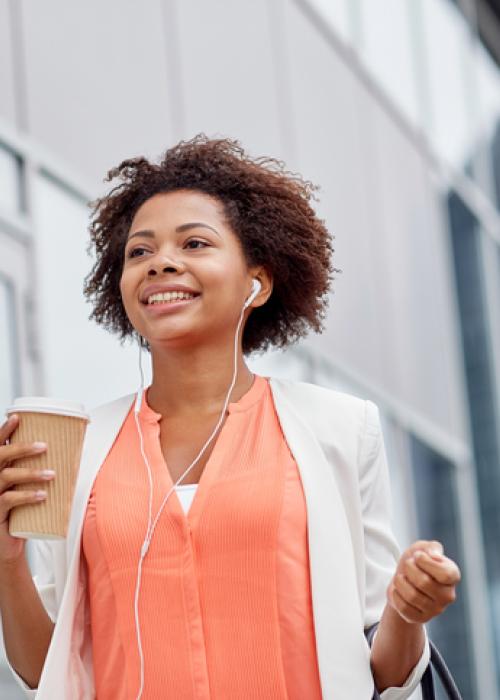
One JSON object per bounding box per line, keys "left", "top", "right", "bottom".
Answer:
{"left": 243, "top": 279, "right": 261, "bottom": 309}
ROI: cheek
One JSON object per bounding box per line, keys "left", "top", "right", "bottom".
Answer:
{"left": 118, "top": 277, "right": 127, "bottom": 305}
{"left": 119, "top": 274, "right": 135, "bottom": 314}
{"left": 119, "top": 267, "right": 134, "bottom": 297}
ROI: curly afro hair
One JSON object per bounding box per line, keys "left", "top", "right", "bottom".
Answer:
{"left": 83, "top": 133, "right": 341, "bottom": 356}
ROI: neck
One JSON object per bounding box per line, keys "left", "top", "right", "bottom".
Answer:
{"left": 144, "top": 342, "right": 254, "bottom": 419}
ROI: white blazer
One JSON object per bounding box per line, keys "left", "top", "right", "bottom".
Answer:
{"left": 6, "top": 376, "right": 429, "bottom": 699}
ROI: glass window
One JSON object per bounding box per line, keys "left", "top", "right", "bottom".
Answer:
{"left": 493, "top": 121, "right": 500, "bottom": 209}
{"left": 409, "top": 435, "right": 475, "bottom": 699}
{"left": 0, "top": 144, "right": 23, "bottom": 215}
{"left": 447, "top": 190, "right": 500, "bottom": 688}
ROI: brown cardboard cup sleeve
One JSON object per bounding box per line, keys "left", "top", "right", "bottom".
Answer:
{"left": 5, "top": 397, "right": 90, "bottom": 540}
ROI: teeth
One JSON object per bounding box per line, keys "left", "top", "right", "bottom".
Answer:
{"left": 147, "top": 291, "right": 196, "bottom": 304}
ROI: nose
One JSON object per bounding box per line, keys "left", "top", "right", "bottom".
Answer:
{"left": 147, "top": 253, "right": 185, "bottom": 276}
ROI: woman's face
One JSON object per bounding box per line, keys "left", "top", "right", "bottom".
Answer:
{"left": 120, "top": 189, "right": 263, "bottom": 351}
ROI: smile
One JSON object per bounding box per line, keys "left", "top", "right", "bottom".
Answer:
{"left": 142, "top": 295, "right": 200, "bottom": 316}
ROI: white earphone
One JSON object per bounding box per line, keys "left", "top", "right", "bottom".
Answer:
{"left": 243, "top": 278, "right": 261, "bottom": 309}
{"left": 132, "top": 278, "right": 261, "bottom": 698}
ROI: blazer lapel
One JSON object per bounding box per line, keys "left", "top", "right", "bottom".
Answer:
{"left": 269, "top": 377, "right": 373, "bottom": 699}
{"left": 66, "top": 392, "right": 136, "bottom": 565}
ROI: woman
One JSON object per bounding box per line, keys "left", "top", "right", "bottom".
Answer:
{"left": 0, "top": 134, "right": 460, "bottom": 699}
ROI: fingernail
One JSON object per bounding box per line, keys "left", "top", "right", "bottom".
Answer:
{"left": 39, "top": 470, "right": 56, "bottom": 478}
{"left": 32, "top": 441, "right": 47, "bottom": 450}
{"left": 8, "top": 414, "right": 18, "bottom": 422}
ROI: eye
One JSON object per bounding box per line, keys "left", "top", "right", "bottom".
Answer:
{"left": 126, "top": 239, "right": 208, "bottom": 259}
{"left": 185, "top": 239, "right": 208, "bottom": 249}
{"left": 127, "top": 246, "right": 148, "bottom": 259}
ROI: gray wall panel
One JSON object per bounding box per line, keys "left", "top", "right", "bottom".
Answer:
{"left": 284, "top": 0, "right": 390, "bottom": 399}
{"left": 174, "top": 0, "right": 284, "bottom": 160}
{"left": 286, "top": 1, "right": 467, "bottom": 443}
{"left": 282, "top": 4, "right": 363, "bottom": 208}
{"left": 369, "top": 105, "right": 467, "bottom": 442}
{"left": 19, "top": 0, "right": 172, "bottom": 183}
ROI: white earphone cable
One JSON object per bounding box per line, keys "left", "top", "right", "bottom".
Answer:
{"left": 132, "top": 281, "right": 259, "bottom": 699}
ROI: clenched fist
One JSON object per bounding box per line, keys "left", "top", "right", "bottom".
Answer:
{"left": 387, "top": 540, "right": 461, "bottom": 624}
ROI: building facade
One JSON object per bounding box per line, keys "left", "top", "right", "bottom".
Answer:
{"left": 1, "top": 1, "right": 500, "bottom": 697}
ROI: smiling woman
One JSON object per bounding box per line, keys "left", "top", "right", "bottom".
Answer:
{"left": 83, "top": 132, "right": 340, "bottom": 357}
{"left": 1, "top": 133, "right": 461, "bottom": 700}
{"left": 118, "top": 187, "right": 276, "bottom": 369}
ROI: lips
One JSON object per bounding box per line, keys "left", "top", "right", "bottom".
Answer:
{"left": 143, "top": 293, "right": 199, "bottom": 306}
{"left": 140, "top": 284, "right": 201, "bottom": 304}
{"left": 143, "top": 295, "right": 200, "bottom": 316}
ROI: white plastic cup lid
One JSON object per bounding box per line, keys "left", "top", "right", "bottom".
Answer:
{"left": 5, "top": 396, "right": 90, "bottom": 422}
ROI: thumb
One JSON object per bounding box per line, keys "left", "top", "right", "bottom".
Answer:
{"left": 425, "top": 540, "right": 444, "bottom": 559}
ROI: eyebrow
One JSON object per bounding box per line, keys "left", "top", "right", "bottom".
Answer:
{"left": 126, "top": 222, "right": 221, "bottom": 242}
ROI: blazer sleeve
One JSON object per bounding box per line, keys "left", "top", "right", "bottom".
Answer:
{"left": 359, "top": 399, "right": 431, "bottom": 700}
{"left": 4, "top": 540, "right": 58, "bottom": 698}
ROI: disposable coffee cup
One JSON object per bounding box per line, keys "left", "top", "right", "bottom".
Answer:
{"left": 5, "top": 397, "right": 90, "bottom": 540}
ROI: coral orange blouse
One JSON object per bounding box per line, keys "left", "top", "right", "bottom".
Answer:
{"left": 81, "top": 374, "right": 323, "bottom": 698}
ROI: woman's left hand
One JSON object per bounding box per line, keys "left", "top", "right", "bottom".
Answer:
{"left": 387, "top": 540, "right": 461, "bottom": 624}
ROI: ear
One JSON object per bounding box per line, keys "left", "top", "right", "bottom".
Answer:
{"left": 249, "top": 265, "right": 273, "bottom": 305}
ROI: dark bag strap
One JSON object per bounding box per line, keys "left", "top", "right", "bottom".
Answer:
{"left": 364, "top": 623, "right": 463, "bottom": 699}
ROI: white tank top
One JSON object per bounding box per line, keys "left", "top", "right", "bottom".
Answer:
{"left": 174, "top": 483, "right": 198, "bottom": 514}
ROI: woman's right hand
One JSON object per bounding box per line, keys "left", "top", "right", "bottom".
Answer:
{"left": 0, "top": 414, "right": 55, "bottom": 566}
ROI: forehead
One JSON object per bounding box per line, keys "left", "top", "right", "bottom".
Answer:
{"left": 130, "top": 189, "right": 227, "bottom": 229}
